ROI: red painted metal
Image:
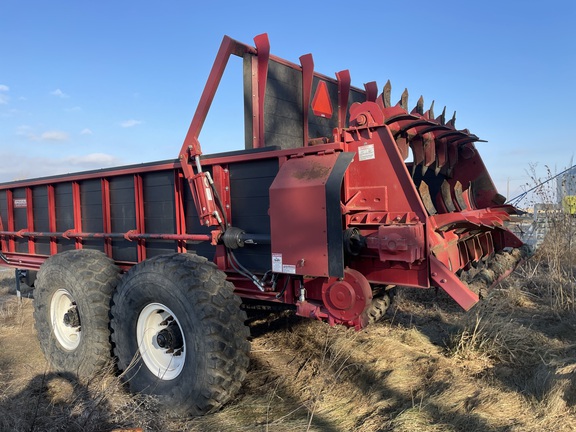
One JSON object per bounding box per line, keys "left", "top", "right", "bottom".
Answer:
{"left": 253, "top": 34, "right": 270, "bottom": 149}
{"left": 6, "top": 190, "right": 15, "bottom": 253}
{"left": 173, "top": 171, "right": 187, "bottom": 253}
{"left": 300, "top": 53, "right": 314, "bottom": 146}
{"left": 0, "top": 230, "right": 211, "bottom": 243}
{"left": 47, "top": 186, "right": 57, "bottom": 255}
{"left": 134, "top": 174, "right": 146, "bottom": 261}
{"left": 336, "top": 70, "right": 351, "bottom": 130}
{"left": 269, "top": 152, "right": 341, "bottom": 278}
{"left": 321, "top": 268, "right": 372, "bottom": 323}
{"left": 25, "top": 187, "right": 35, "bottom": 254}
{"left": 72, "top": 182, "right": 82, "bottom": 250}
{"left": 101, "top": 178, "right": 113, "bottom": 257}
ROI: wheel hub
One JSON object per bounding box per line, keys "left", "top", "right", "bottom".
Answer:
{"left": 136, "top": 303, "right": 186, "bottom": 380}
{"left": 156, "top": 323, "right": 184, "bottom": 352}
{"left": 63, "top": 307, "right": 80, "bottom": 328}
{"left": 50, "top": 289, "right": 81, "bottom": 351}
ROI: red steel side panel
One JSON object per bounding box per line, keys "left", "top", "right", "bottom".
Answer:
{"left": 269, "top": 152, "right": 339, "bottom": 278}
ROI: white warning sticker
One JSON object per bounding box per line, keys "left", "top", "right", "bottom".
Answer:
{"left": 272, "top": 253, "right": 283, "bottom": 272}
{"left": 358, "top": 143, "right": 375, "bottom": 161}
{"left": 282, "top": 264, "right": 296, "bottom": 274}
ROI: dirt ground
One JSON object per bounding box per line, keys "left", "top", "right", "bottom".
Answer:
{"left": 0, "top": 264, "right": 575, "bottom": 431}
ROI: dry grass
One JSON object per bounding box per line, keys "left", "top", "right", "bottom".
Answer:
{"left": 1, "top": 224, "right": 576, "bottom": 432}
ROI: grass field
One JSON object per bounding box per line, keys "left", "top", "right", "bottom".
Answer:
{"left": 0, "top": 218, "right": 574, "bottom": 431}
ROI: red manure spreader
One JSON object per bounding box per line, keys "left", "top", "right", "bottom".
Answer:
{"left": 0, "top": 34, "right": 528, "bottom": 414}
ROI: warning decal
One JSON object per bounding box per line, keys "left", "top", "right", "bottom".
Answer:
{"left": 272, "top": 253, "right": 283, "bottom": 272}
{"left": 358, "top": 144, "right": 375, "bottom": 161}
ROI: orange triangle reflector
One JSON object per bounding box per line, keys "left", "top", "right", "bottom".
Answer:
{"left": 311, "top": 80, "right": 333, "bottom": 118}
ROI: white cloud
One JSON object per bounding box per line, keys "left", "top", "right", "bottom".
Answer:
{"left": 80, "top": 128, "right": 93, "bottom": 135}
{"left": 50, "top": 89, "right": 69, "bottom": 98}
{"left": 16, "top": 127, "right": 70, "bottom": 142}
{"left": 65, "top": 153, "right": 118, "bottom": 166}
{"left": 16, "top": 125, "right": 32, "bottom": 136}
{"left": 40, "top": 130, "right": 69, "bottom": 141}
{"left": 120, "top": 119, "right": 142, "bottom": 128}
{"left": 0, "top": 152, "right": 122, "bottom": 182}
{"left": 0, "top": 84, "right": 9, "bottom": 105}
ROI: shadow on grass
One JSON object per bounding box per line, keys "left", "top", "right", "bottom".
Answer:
{"left": 0, "top": 371, "right": 117, "bottom": 432}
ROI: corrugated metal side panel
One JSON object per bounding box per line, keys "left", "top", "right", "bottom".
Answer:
{"left": 13, "top": 188, "right": 28, "bottom": 253}
{"left": 32, "top": 186, "right": 50, "bottom": 255}
{"left": 80, "top": 178, "right": 105, "bottom": 253}
{"left": 229, "top": 158, "right": 277, "bottom": 272}
{"left": 54, "top": 183, "right": 75, "bottom": 253}
{"left": 143, "top": 171, "right": 177, "bottom": 257}
{"left": 109, "top": 176, "right": 137, "bottom": 262}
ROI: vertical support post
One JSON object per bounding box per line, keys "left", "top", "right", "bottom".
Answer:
{"left": 253, "top": 34, "right": 270, "bottom": 149}
{"left": 300, "top": 54, "right": 314, "bottom": 147}
{"left": 134, "top": 174, "right": 146, "bottom": 262}
{"left": 47, "top": 185, "right": 57, "bottom": 255}
{"left": 364, "top": 81, "right": 378, "bottom": 102}
{"left": 72, "top": 182, "right": 83, "bottom": 250}
{"left": 211, "top": 164, "right": 231, "bottom": 224}
{"left": 101, "top": 178, "right": 113, "bottom": 258}
{"left": 0, "top": 206, "right": 7, "bottom": 252}
{"left": 6, "top": 190, "right": 15, "bottom": 253}
{"left": 25, "top": 187, "right": 35, "bottom": 254}
{"left": 174, "top": 171, "right": 187, "bottom": 253}
{"left": 336, "top": 70, "right": 351, "bottom": 129}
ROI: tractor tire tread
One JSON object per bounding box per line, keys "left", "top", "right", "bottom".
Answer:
{"left": 33, "top": 249, "right": 120, "bottom": 377}
{"left": 110, "top": 253, "right": 249, "bottom": 416}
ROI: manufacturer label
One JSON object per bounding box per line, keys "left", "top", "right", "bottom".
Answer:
{"left": 358, "top": 143, "right": 375, "bottom": 161}
{"left": 272, "top": 253, "right": 283, "bottom": 272}
{"left": 13, "top": 198, "right": 27, "bottom": 208}
{"left": 282, "top": 264, "right": 296, "bottom": 274}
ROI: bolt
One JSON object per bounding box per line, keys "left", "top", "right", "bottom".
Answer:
{"left": 441, "top": 278, "right": 447, "bottom": 283}
{"left": 356, "top": 114, "right": 367, "bottom": 126}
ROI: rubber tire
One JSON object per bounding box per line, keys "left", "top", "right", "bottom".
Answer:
{"left": 25, "top": 270, "right": 37, "bottom": 287}
{"left": 110, "top": 253, "right": 250, "bottom": 416}
{"left": 33, "top": 249, "right": 121, "bottom": 377}
{"left": 363, "top": 291, "right": 393, "bottom": 325}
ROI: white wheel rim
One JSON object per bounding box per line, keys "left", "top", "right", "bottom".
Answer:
{"left": 50, "top": 289, "right": 81, "bottom": 350}
{"left": 137, "top": 303, "right": 186, "bottom": 380}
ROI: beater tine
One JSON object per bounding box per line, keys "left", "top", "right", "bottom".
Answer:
{"left": 423, "top": 133, "right": 435, "bottom": 167}
{"left": 446, "top": 111, "right": 457, "bottom": 128}
{"left": 383, "top": 80, "right": 392, "bottom": 108}
{"left": 441, "top": 180, "right": 456, "bottom": 212}
{"left": 454, "top": 181, "right": 468, "bottom": 210}
{"left": 418, "top": 182, "right": 437, "bottom": 215}
{"left": 428, "top": 100, "right": 435, "bottom": 119}
{"left": 437, "top": 106, "right": 446, "bottom": 125}
{"left": 399, "top": 88, "right": 409, "bottom": 111}
{"left": 412, "top": 95, "right": 424, "bottom": 115}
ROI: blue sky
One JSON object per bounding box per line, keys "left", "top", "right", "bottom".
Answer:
{"left": 1, "top": 1, "right": 574, "bottom": 205}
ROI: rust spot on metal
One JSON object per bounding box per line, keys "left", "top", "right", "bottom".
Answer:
{"left": 292, "top": 162, "right": 331, "bottom": 180}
